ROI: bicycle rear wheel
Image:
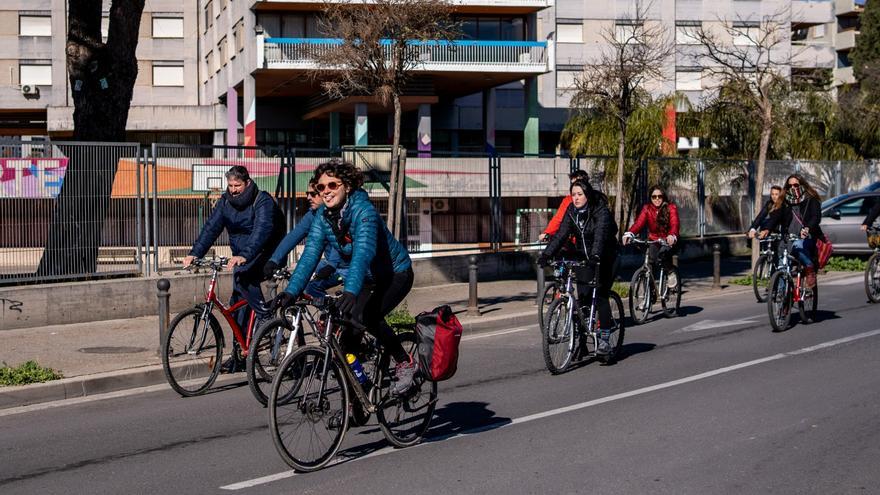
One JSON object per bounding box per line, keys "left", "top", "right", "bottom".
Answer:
{"left": 246, "top": 316, "right": 307, "bottom": 406}
{"left": 753, "top": 254, "right": 772, "bottom": 303}
{"left": 629, "top": 268, "right": 652, "bottom": 324}
{"left": 269, "top": 345, "right": 349, "bottom": 472}
{"left": 661, "top": 269, "right": 682, "bottom": 318}
{"left": 377, "top": 331, "right": 437, "bottom": 448}
{"left": 865, "top": 252, "right": 880, "bottom": 303}
{"left": 599, "top": 292, "right": 626, "bottom": 365}
{"left": 542, "top": 297, "right": 577, "bottom": 374}
{"left": 538, "top": 282, "right": 559, "bottom": 332}
{"left": 767, "top": 271, "right": 793, "bottom": 332}
{"left": 798, "top": 283, "right": 818, "bottom": 324}
{"left": 162, "top": 306, "right": 223, "bottom": 397}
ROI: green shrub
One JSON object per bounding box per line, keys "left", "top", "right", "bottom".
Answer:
{"left": 385, "top": 304, "right": 416, "bottom": 327}
{"left": 825, "top": 256, "right": 866, "bottom": 272}
{"left": 0, "top": 361, "right": 63, "bottom": 386}
{"left": 612, "top": 281, "right": 630, "bottom": 298}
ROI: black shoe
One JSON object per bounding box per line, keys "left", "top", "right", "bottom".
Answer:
{"left": 220, "top": 355, "right": 245, "bottom": 374}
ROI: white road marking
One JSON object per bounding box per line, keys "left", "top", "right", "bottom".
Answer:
{"left": 462, "top": 325, "right": 537, "bottom": 341}
{"left": 674, "top": 315, "right": 762, "bottom": 333}
{"left": 822, "top": 275, "right": 864, "bottom": 286}
{"left": 220, "top": 328, "right": 880, "bottom": 491}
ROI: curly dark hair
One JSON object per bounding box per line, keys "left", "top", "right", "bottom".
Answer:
{"left": 313, "top": 160, "right": 364, "bottom": 190}
{"left": 650, "top": 185, "right": 671, "bottom": 232}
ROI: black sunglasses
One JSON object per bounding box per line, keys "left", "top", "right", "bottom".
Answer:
{"left": 651, "top": 194, "right": 664, "bottom": 199}
{"left": 306, "top": 191, "right": 319, "bottom": 198}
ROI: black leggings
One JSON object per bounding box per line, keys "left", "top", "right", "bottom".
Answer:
{"left": 345, "top": 267, "right": 414, "bottom": 363}
{"left": 575, "top": 259, "right": 616, "bottom": 329}
{"left": 648, "top": 243, "right": 675, "bottom": 271}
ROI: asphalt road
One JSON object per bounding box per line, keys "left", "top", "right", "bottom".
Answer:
{"left": 2, "top": 274, "right": 879, "bottom": 494}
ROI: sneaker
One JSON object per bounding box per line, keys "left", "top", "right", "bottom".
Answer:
{"left": 667, "top": 271, "right": 678, "bottom": 289}
{"left": 327, "top": 409, "right": 346, "bottom": 430}
{"left": 220, "top": 355, "right": 245, "bottom": 374}
{"left": 595, "top": 329, "right": 611, "bottom": 355}
{"left": 392, "top": 358, "right": 418, "bottom": 397}
{"left": 805, "top": 268, "right": 817, "bottom": 288}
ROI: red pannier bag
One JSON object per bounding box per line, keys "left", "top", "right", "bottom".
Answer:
{"left": 414, "top": 305, "right": 463, "bottom": 382}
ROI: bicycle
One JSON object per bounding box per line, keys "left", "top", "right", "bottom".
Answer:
{"left": 538, "top": 262, "right": 570, "bottom": 334}
{"left": 268, "top": 294, "right": 437, "bottom": 472}
{"left": 766, "top": 233, "right": 819, "bottom": 332}
{"left": 752, "top": 234, "right": 783, "bottom": 303}
{"left": 161, "top": 257, "right": 266, "bottom": 397}
{"left": 541, "top": 259, "right": 625, "bottom": 373}
{"left": 865, "top": 227, "right": 880, "bottom": 303}
{"left": 628, "top": 238, "right": 682, "bottom": 324}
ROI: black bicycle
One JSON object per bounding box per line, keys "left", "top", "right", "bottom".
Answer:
{"left": 752, "top": 234, "right": 783, "bottom": 303}
{"left": 628, "top": 238, "right": 682, "bottom": 324}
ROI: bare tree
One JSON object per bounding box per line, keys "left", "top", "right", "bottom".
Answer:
{"left": 570, "top": 0, "right": 674, "bottom": 231}
{"left": 312, "top": 0, "right": 457, "bottom": 238}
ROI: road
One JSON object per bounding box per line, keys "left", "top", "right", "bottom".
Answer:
{"left": 2, "top": 275, "right": 879, "bottom": 494}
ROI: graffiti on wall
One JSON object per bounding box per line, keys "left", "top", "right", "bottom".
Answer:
{"left": 0, "top": 158, "right": 69, "bottom": 199}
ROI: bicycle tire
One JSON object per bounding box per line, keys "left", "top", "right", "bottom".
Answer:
{"left": 865, "top": 252, "right": 880, "bottom": 303}
{"left": 629, "top": 268, "right": 652, "bottom": 325}
{"left": 767, "top": 271, "right": 793, "bottom": 332}
{"left": 798, "top": 283, "right": 818, "bottom": 324}
{"left": 246, "top": 316, "right": 306, "bottom": 406}
{"left": 661, "top": 268, "right": 682, "bottom": 318}
{"left": 538, "top": 282, "right": 559, "bottom": 332}
{"left": 162, "top": 306, "right": 224, "bottom": 397}
{"left": 377, "top": 331, "right": 437, "bottom": 448}
{"left": 753, "top": 254, "right": 772, "bottom": 303}
{"left": 542, "top": 297, "right": 577, "bottom": 374}
{"left": 269, "top": 345, "right": 349, "bottom": 472}
{"left": 599, "top": 292, "right": 626, "bottom": 365}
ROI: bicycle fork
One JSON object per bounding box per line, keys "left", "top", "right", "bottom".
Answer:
{"left": 188, "top": 303, "right": 215, "bottom": 355}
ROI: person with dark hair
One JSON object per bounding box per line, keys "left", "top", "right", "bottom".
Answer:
{"left": 748, "top": 185, "right": 783, "bottom": 238}
{"left": 760, "top": 174, "right": 823, "bottom": 288}
{"left": 184, "top": 165, "right": 286, "bottom": 372}
{"left": 861, "top": 200, "right": 880, "bottom": 232}
{"left": 538, "top": 179, "right": 619, "bottom": 355}
{"left": 273, "top": 160, "right": 417, "bottom": 396}
{"left": 263, "top": 178, "right": 350, "bottom": 300}
{"left": 622, "top": 185, "right": 681, "bottom": 286}
{"left": 538, "top": 169, "right": 593, "bottom": 243}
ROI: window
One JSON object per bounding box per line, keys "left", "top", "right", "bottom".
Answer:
{"left": 556, "top": 70, "right": 580, "bottom": 89}
{"left": 614, "top": 23, "right": 639, "bottom": 44}
{"left": 152, "top": 63, "right": 184, "bottom": 86}
{"left": 20, "top": 64, "right": 52, "bottom": 85}
{"left": 233, "top": 20, "right": 244, "bottom": 52}
{"left": 675, "top": 25, "right": 700, "bottom": 45}
{"left": 218, "top": 37, "right": 228, "bottom": 66}
{"left": 557, "top": 23, "right": 583, "bottom": 43}
{"left": 733, "top": 26, "right": 759, "bottom": 46}
{"left": 20, "top": 15, "right": 51, "bottom": 36}
{"left": 676, "top": 71, "right": 702, "bottom": 91}
{"left": 153, "top": 17, "right": 184, "bottom": 38}
{"left": 205, "top": 50, "right": 214, "bottom": 74}
{"left": 204, "top": 0, "right": 213, "bottom": 30}
{"left": 832, "top": 197, "right": 877, "bottom": 217}
{"left": 814, "top": 24, "right": 826, "bottom": 38}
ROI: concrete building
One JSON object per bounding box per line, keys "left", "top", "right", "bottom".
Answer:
{"left": 830, "top": 0, "right": 865, "bottom": 86}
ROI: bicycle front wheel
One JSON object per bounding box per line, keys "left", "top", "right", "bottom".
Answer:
{"left": 661, "top": 269, "right": 682, "bottom": 318}
{"left": 753, "top": 254, "right": 772, "bottom": 303}
{"left": 542, "top": 297, "right": 577, "bottom": 374}
{"left": 599, "top": 292, "right": 626, "bottom": 365}
{"left": 377, "top": 331, "right": 437, "bottom": 448}
{"left": 162, "top": 306, "right": 223, "bottom": 397}
{"left": 865, "top": 252, "right": 880, "bottom": 303}
{"left": 538, "top": 282, "right": 559, "bottom": 332}
{"left": 767, "top": 271, "right": 793, "bottom": 332}
{"left": 246, "top": 316, "right": 306, "bottom": 406}
{"left": 269, "top": 345, "right": 349, "bottom": 472}
{"left": 629, "top": 268, "right": 652, "bottom": 325}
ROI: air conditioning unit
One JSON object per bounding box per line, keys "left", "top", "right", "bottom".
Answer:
{"left": 21, "top": 85, "right": 39, "bottom": 96}
{"left": 432, "top": 198, "right": 450, "bottom": 212}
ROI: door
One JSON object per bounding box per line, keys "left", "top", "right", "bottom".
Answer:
{"left": 823, "top": 195, "right": 877, "bottom": 254}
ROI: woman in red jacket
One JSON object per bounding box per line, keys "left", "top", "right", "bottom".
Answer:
{"left": 622, "top": 185, "right": 681, "bottom": 286}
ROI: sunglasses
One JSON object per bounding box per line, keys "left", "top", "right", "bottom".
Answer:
{"left": 306, "top": 191, "right": 319, "bottom": 198}
{"left": 651, "top": 194, "right": 664, "bottom": 199}
{"left": 787, "top": 183, "right": 800, "bottom": 188}
{"left": 315, "top": 181, "right": 343, "bottom": 193}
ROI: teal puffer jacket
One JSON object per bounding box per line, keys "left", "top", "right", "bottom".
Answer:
{"left": 284, "top": 189, "right": 411, "bottom": 297}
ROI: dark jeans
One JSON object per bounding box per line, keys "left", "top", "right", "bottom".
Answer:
{"left": 345, "top": 267, "right": 414, "bottom": 364}
{"left": 304, "top": 261, "right": 348, "bottom": 300}
{"left": 230, "top": 262, "right": 270, "bottom": 339}
{"left": 575, "top": 257, "right": 616, "bottom": 330}
{"left": 648, "top": 243, "right": 675, "bottom": 272}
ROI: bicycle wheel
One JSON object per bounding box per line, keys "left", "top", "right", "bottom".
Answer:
{"left": 599, "top": 292, "right": 626, "bottom": 365}
{"left": 661, "top": 269, "right": 682, "bottom": 318}
{"left": 246, "top": 316, "right": 307, "bottom": 406}
{"left": 767, "top": 271, "right": 793, "bottom": 332}
{"left": 377, "top": 331, "right": 437, "bottom": 448}
{"left": 538, "top": 282, "right": 559, "bottom": 332}
{"left": 798, "top": 283, "right": 818, "bottom": 324}
{"left": 542, "top": 297, "right": 577, "bottom": 374}
{"left": 629, "top": 268, "right": 652, "bottom": 325}
{"left": 269, "top": 345, "right": 349, "bottom": 472}
{"left": 865, "top": 252, "right": 880, "bottom": 303}
{"left": 162, "top": 306, "right": 224, "bottom": 397}
{"left": 753, "top": 254, "right": 772, "bottom": 303}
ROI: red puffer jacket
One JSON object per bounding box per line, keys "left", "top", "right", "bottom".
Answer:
{"left": 626, "top": 203, "right": 680, "bottom": 240}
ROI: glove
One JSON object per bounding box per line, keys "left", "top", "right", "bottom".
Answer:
{"left": 271, "top": 291, "right": 296, "bottom": 312}
{"left": 336, "top": 291, "right": 358, "bottom": 316}
{"left": 537, "top": 254, "right": 550, "bottom": 267}
{"left": 589, "top": 254, "right": 601, "bottom": 264}
{"left": 314, "top": 264, "right": 336, "bottom": 281}
{"left": 263, "top": 260, "right": 280, "bottom": 280}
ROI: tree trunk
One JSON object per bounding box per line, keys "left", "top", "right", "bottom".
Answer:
{"left": 615, "top": 124, "right": 626, "bottom": 234}
{"left": 392, "top": 94, "right": 406, "bottom": 240}
{"left": 386, "top": 93, "right": 403, "bottom": 238}
{"left": 36, "top": 0, "right": 145, "bottom": 277}
{"left": 752, "top": 118, "right": 772, "bottom": 268}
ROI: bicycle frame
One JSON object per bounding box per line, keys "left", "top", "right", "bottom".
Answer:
{"left": 772, "top": 235, "right": 805, "bottom": 303}
{"left": 198, "top": 262, "right": 257, "bottom": 357}
{"left": 631, "top": 239, "right": 671, "bottom": 304}
{"left": 553, "top": 260, "right": 599, "bottom": 354}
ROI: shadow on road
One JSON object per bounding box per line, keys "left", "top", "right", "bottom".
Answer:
{"left": 427, "top": 401, "right": 512, "bottom": 440}
{"left": 804, "top": 309, "right": 840, "bottom": 324}
{"left": 616, "top": 342, "right": 657, "bottom": 363}
{"left": 677, "top": 305, "right": 704, "bottom": 317}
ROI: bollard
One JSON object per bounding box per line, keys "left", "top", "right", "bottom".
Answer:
{"left": 467, "top": 255, "right": 481, "bottom": 317}
{"left": 712, "top": 244, "right": 721, "bottom": 289}
{"left": 536, "top": 260, "right": 546, "bottom": 307}
{"left": 157, "top": 278, "right": 171, "bottom": 356}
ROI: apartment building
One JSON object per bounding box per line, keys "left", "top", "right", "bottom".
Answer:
{"left": 831, "top": 0, "right": 865, "bottom": 86}
{"left": 0, "top": 0, "right": 219, "bottom": 141}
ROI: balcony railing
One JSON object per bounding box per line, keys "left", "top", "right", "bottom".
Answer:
{"left": 262, "top": 38, "right": 549, "bottom": 73}
{"left": 255, "top": 0, "right": 553, "bottom": 8}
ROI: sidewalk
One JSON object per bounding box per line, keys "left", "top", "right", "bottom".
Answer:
{"left": 0, "top": 257, "right": 768, "bottom": 409}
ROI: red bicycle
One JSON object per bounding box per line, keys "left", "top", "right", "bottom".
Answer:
{"left": 161, "top": 257, "right": 263, "bottom": 396}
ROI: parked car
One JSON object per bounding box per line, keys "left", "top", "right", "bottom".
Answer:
{"left": 821, "top": 191, "right": 880, "bottom": 255}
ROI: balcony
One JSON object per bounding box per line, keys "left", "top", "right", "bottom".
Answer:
{"left": 835, "top": 0, "right": 866, "bottom": 17}
{"left": 791, "top": 42, "right": 836, "bottom": 69}
{"left": 834, "top": 66, "right": 856, "bottom": 86}
{"left": 252, "top": 0, "right": 552, "bottom": 13}
{"left": 836, "top": 29, "right": 859, "bottom": 51}
{"left": 262, "top": 38, "right": 549, "bottom": 74}
{"left": 792, "top": 0, "right": 833, "bottom": 28}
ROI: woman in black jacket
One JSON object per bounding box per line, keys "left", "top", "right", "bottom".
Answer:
{"left": 538, "top": 180, "right": 619, "bottom": 354}
{"left": 760, "top": 174, "right": 823, "bottom": 288}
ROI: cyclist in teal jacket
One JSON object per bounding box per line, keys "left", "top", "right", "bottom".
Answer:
{"left": 273, "top": 160, "right": 416, "bottom": 396}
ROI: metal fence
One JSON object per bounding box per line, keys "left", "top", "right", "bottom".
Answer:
{"left": 2, "top": 137, "right": 878, "bottom": 285}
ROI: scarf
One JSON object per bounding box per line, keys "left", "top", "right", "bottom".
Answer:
{"left": 224, "top": 181, "right": 258, "bottom": 210}
{"left": 785, "top": 184, "right": 804, "bottom": 205}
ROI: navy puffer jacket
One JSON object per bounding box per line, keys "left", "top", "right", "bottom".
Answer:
{"left": 284, "top": 189, "right": 411, "bottom": 297}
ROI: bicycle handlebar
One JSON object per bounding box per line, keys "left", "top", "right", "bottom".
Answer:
{"left": 549, "top": 259, "right": 599, "bottom": 268}
{"left": 628, "top": 238, "right": 669, "bottom": 247}
{"left": 185, "top": 257, "right": 229, "bottom": 271}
